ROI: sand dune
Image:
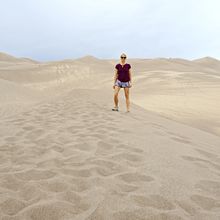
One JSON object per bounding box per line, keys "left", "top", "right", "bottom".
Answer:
{"left": 193, "top": 57, "right": 220, "bottom": 70}
{"left": 0, "top": 52, "right": 39, "bottom": 64}
{"left": 132, "top": 69, "right": 220, "bottom": 136}
{"left": 0, "top": 52, "right": 220, "bottom": 219}
{"left": 0, "top": 52, "right": 25, "bottom": 63}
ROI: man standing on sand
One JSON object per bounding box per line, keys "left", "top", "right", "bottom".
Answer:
{"left": 112, "top": 53, "right": 132, "bottom": 112}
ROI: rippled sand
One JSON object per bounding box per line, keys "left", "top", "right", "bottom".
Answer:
{"left": 0, "top": 53, "right": 220, "bottom": 219}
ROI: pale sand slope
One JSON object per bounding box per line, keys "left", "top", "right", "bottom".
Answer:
{"left": 0, "top": 52, "right": 220, "bottom": 219}
{"left": 0, "top": 88, "right": 220, "bottom": 220}
{"left": 131, "top": 69, "right": 220, "bottom": 136}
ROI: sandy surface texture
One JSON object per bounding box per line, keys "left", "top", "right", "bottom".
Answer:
{"left": 0, "top": 52, "right": 220, "bottom": 219}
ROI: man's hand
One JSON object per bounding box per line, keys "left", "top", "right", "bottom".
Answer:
{"left": 113, "top": 85, "right": 115, "bottom": 89}
{"left": 129, "top": 82, "right": 132, "bottom": 88}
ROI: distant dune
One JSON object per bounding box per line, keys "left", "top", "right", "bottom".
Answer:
{"left": 0, "top": 52, "right": 39, "bottom": 63}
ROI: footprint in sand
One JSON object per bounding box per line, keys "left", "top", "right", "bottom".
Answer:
{"left": 0, "top": 175, "right": 25, "bottom": 191}
{"left": 61, "top": 168, "right": 93, "bottom": 178}
{"left": 181, "top": 155, "right": 209, "bottom": 163}
{"left": 21, "top": 125, "right": 35, "bottom": 131}
{"left": 24, "top": 129, "right": 45, "bottom": 141}
{"left": 95, "top": 166, "right": 123, "bottom": 177}
{"left": 181, "top": 154, "right": 220, "bottom": 174}
{"left": 112, "top": 210, "right": 146, "bottom": 220}
{"left": 103, "top": 137, "right": 120, "bottom": 144}
{"left": 9, "top": 118, "right": 26, "bottom": 124}
{"left": 4, "top": 136, "right": 18, "bottom": 142}
{"left": 111, "top": 152, "right": 144, "bottom": 164}
{"left": 113, "top": 211, "right": 184, "bottom": 220}
{"left": 195, "top": 148, "right": 218, "bottom": 158}
{"left": 195, "top": 179, "right": 220, "bottom": 198}
{"left": 117, "top": 172, "right": 154, "bottom": 183}
{"left": 211, "top": 162, "right": 220, "bottom": 172}
{"left": 37, "top": 158, "right": 64, "bottom": 169}
{"left": 95, "top": 141, "right": 115, "bottom": 156}
{"left": 193, "top": 149, "right": 220, "bottom": 172}
{"left": 18, "top": 183, "right": 45, "bottom": 202}
{"left": 20, "top": 201, "right": 77, "bottom": 220}
{"left": 14, "top": 169, "right": 56, "bottom": 181}
{"left": 15, "top": 130, "right": 25, "bottom": 137}
{"left": 190, "top": 194, "right": 220, "bottom": 211}
{"left": 116, "top": 144, "right": 144, "bottom": 154}
{"left": 85, "top": 206, "right": 105, "bottom": 220}
{"left": 131, "top": 194, "right": 175, "bottom": 210}
{"left": 176, "top": 199, "right": 198, "bottom": 215}
{"left": 38, "top": 179, "right": 71, "bottom": 193}
{"left": 165, "top": 132, "right": 192, "bottom": 144}
{"left": 102, "top": 125, "right": 117, "bottom": 130}
{"left": 146, "top": 213, "right": 184, "bottom": 220}
{"left": 57, "top": 191, "right": 90, "bottom": 212}
{"left": 66, "top": 125, "right": 85, "bottom": 133}
{"left": 0, "top": 198, "right": 26, "bottom": 216}
{"left": 73, "top": 143, "right": 95, "bottom": 152}
{"left": 91, "top": 159, "right": 125, "bottom": 176}
{"left": 151, "top": 123, "right": 165, "bottom": 129}
{"left": 91, "top": 133, "right": 108, "bottom": 139}
{"left": 51, "top": 144, "right": 64, "bottom": 153}
{"left": 170, "top": 136, "right": 192, "bottom": 144}
{"left": 70, "top": 178, "right": 92, "bottom": 192}
{"left": 115, "top": 183, "right": 139, "bottom": 193}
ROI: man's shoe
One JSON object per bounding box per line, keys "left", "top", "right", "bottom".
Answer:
{"left": 112, "top": 107, "right": 119, "bottom": 111}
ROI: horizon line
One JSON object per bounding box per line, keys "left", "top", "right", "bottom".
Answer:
{"left": 0, "top": 51, "right": 219, "bottom": 63}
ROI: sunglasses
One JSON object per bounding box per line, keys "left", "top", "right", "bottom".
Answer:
{"left": 121, "top": 57, "right": 126, "bottom": 59}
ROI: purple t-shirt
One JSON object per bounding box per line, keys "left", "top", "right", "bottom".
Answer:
{"left": 115, "top": 63, "right": 131, "bottom": 82}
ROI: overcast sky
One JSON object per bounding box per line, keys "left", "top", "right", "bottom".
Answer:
{"left": 0, "top": 0, "right": 219, "bottom": 61}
